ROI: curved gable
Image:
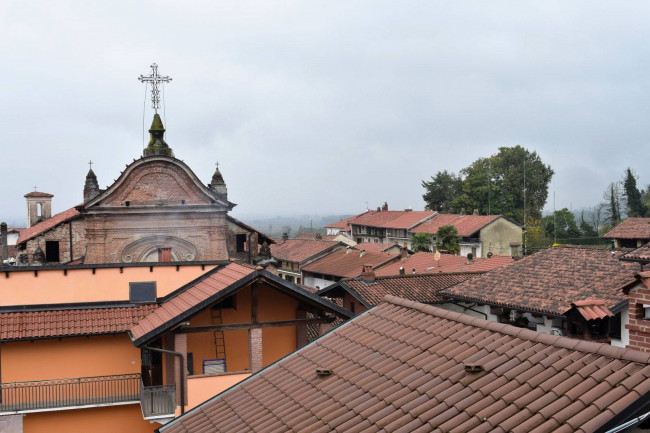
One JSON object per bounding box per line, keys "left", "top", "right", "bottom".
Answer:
{"left": 84, "top": 156, "right": 233, "bottom": 210}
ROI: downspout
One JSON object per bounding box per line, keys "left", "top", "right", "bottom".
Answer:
{"left": 142, "top": 346, "right": 185, "bottom": 415}
{"left": 450, "top": 302, "right": 488, "bottom": 320}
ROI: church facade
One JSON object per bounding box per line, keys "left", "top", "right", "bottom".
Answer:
{"left": 16, "top": 114, "right": 270, "bottom": 265}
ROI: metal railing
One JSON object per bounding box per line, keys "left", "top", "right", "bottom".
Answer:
{"left": 140, "top": 382, "right": 176, "bottom": 419}
{"left": 0, "top": 373, "right": 140, "bottom": 413}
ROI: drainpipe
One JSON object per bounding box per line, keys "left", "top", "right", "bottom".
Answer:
{"left": 450, "top": 302, "right": 488, "bottom": 320}
{"left": 142, "top": 346, "right": 185, "bottom": 415}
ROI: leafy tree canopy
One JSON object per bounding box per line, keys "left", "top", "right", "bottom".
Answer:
{"left": 436, "top": 225, "right": 460, "bottom": 254}
{"left": 410, "top": 233, "right": 432, "bottom": 252}
{"left": 540, "top": 208, "right": 581, "bottom": 241}
{"left": 422, "top": 145, "right": 553, "bottom": 224}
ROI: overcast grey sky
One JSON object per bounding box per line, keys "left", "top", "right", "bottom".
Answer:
{"left": 1, "top": 1, "right": 649, "bottom": 226}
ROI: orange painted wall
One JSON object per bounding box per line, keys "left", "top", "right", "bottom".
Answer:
{"left": 0, "top": 264, "right": 216, "bottom": 306}
{"left": 1, "top": 334, "right": 140, "bottom": 383}
{"left": 22, "top": 403, "right": 155, "bottom": 433}
{"left": 186, "top": 373, "right": 250, "bottom": 409}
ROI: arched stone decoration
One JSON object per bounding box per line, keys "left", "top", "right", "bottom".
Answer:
{"left": 120, "top": 236, "right": 198, "bottom": 263}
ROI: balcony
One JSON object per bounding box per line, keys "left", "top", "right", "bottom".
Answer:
{"left": 140, "top": 382, "right": 176, "bottom": 420}
{"left": 0, "top": 373, "right": 140, "bottom": 414}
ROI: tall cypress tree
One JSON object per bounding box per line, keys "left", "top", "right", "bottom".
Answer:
{"left": 623, "top": 168, "right": 645, "bottom": 217}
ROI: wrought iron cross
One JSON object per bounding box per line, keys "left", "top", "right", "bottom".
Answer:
{"left": 138, "top": 63, "right": 172, "bottom": 113}
{"left": 88, "top": 160, "right": 93, "bottom": 170}
{"left": 215, "top": 162, "right": 220, "bottom": 170}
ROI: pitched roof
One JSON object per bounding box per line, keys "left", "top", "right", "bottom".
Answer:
{"left": 320, "top": 272, "right": 481, "bottom": 307}
{"left": 410, "top": 213, "right": 503, "bottom": 236}
{"left": 301, "top": 249, "right": 399, "bottom": 279}
{"left": 443, "top": 246, "right": 638, "bottom": 316}
{"left": 24, "top": 191, "right": 53, "bottom": 198}
{"left": 325, "top": 215, "right": 357, "bottom": 230}
{"left": 620, "top": 242, "right": 650, "bottom": 262}
{"left": 353, "top": 242, "right": 400, "bottom": 253}
{"left": 158, "top": 296, "right": 650, "bottom": 433}
{"left": 294, "top": 233, "right": 338, "bottom": 241}
{"left": 602, "top": 217, "right": 650, "bottom": 240}
{"left": 270, "top": 239, "right": 341, "bottom": 263}
{"left": 375, "top": 251, "right": 514, "bottom": 276}
{"left": 17, "top": 207, "right": 80, "bottom": 244}
{"left": 0, "top": 304, "right": 157, "bottom": 341}
{"left": 130, "top": 262, "right": 352, "bottom": 346}
{"left": 349, "top": 210, "right": 436, "bottom": 229}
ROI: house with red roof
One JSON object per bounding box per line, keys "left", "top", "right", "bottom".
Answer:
{"left": 603, "top": 217, "right": 650, "bottom": 248}
{"left": 440, "top": 245, "right": 640, "bottom": 347}
{"left": 155, "top": 296, "right": 650, "bottom": 433}
{"left": 269, "top": 238, "right": 345, "bottom": 284}
{"left": 409, "top": 211, "right": 522, "bottom": 258}
{"left": 374, "top": 251, "right": 514, "bottom": 276}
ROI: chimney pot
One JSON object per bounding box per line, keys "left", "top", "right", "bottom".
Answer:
{"left": 399, "top": 266, "right": 405, "bottom": 275}
{"left": 360, "top": 265, "right": 376, "bottom": 284}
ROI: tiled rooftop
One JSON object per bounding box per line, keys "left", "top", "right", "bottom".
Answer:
{"left": 0, "top": 304, "right": 157, "bottom": 341}
{"left": 410, "top": 213, "right": 502, "bottom": 236}
{"left": 620, "top": 242, "right": 650, "bottom": 262}
{"left": 17, "top": 207, "right": 80, "bottom": 244}
{"left": 302, "top": 248, "right": 399, "bottom": 279}
{"left": 350, "top": 210, "right": 436, "bottom": 229}
{"left": 294, "top": 233, "right": 339, "bottom": 241}
{"left": 325, "top": 215, "right": 358, "bottom": 230}
{"left": 443, "top": 246, "right": 638, "bottom": 316}
{"left": 602, "top": 217, "right": 650, "bottom": 240}
{"left": 24, "top": 191, "right": 54, "bottom": 198}
{"left": 159, "top": 296, "right": 650, "bottom": 433}
{"left": 270, "top": 239, "right": 341, "bottom": 263}
{"left": 353, "top": 242, "right": 401, "bottom": 253}
{"left": 323, "top": 272, "right": 481, "bottom": 307}
{"left": 375, "top": 251, "right": 513, "bottom": 276}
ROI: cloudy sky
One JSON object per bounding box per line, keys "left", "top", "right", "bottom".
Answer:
{"left": 1, "top": 1, "right": 649, "bottom": 226}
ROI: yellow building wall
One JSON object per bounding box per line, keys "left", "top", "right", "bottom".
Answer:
{"left": 480, "top": 218, "right": 522, "bottom": 257}
{"left": 22, "top": 403, "right": 155, "bottom": 433}
{"left": 1, "top": 334, "right": 140, "bottom": 383}
{"left": 186, "top": 373, "right": 251, "bottom": 410}
{"left": 0, "top": 265, "right": 217, "bottom": 307}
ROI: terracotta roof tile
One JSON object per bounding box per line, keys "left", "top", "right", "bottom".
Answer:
{"left": 620, "top": 242, "right": 650, "bottom": 262}
{"left": 0, "top": 304, "right": 157, "bottom": 341}
{"left": 325, "top": 215, "right": 359, "bottom": 230}
{"left": 293, "top": 233, "right": 338, "bottom": 241}
{"left": 376, "top": 252, "right": 513, "bottom": 276}
{"left": 602, "top": 217, "right": 650, "bottom": 240}
{"left": 158, "top": 296, "right": 650, "bottom": 433}
{"left": 443, "top": 246, "right": 637, "bottom": 316}
{"left": 353, "top": 242, "right": 400, "bottom": 253}
{"left": 17, "top": 207, "right": 80, "bottom": 244}
{"left": 302, "top": 249, "right": 399, "bottom": 279}
{"left": 410, "top": 214, "right": 504, "bottom": 236}
{"left": 347, "top": 210, "right": 436, "bottom": 230}
{"left": 270, "top": 239, "right": 341, "bottom": 263}
{"left": 322, "top": 273, "right": 480, "bottom": 307}
{"left": 24, "top": 191, "right": 53, "bottom": 198}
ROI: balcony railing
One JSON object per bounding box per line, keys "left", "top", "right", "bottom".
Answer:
{"left": 140, "top": 383, "right": 176, "bottom": 419}
{"left": 0, "top": 373, "right": 140, "bottom": 413}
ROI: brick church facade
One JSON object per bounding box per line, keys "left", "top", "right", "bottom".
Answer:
{"left": 15, "top": 114, "right": 270, "bottom": 265}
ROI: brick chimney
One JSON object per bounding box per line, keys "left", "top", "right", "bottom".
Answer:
{"left": 399, "top": 247, "right": 408, "bottom": 258}
{"left": 382, "top": 202, "right": 388, "bottom": 211}
{"left": 360, "top": 265, "right": 375, "bottom": 284}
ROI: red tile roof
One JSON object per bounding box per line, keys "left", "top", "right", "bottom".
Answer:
{"left": 294, "top": 233, "right": 338, "bottom": 241}
{"left": 301, "top": 249, "right": 399, "bottom": 279}
{"left": 621, "top": 243, "right": 650, "bottom": 262}
{"left": 572, "top": 300, "right": 614, "bottom": 321}
{"left": 322, "top": 272, "right": 481, "bottom": 307}
{"left": 325, "top": 215, "right": 358, "bottom": 230}
{"left": 410, "top": 213, "right": 502, "bottom": 236}
{"left": 375, "top": 251, "right": 514, "bottom": 276}
{"left": 130, "top": 262, "right": 256, "bottom": 344}
{"left": 353, "top": 242, "right": 400, "bottom": 253}
{"left": 0, "top": 304, "right": 158, "bottom": 341}
{"left": 270, "top": 239, "right": 342, "bottom": 263}
{"left": 24, "top": 191, "right": 53, "bottom": 198}
{"left": 603, "top": 217, "right": 650, "bottom": 240}
{"left": 17, "top": 207, "right": 80, "bottom": 244}
{"left": 158, "top": 296, "right": 650, "bottom": 433}
{"left": 349, "top": 210, "right": 436, "bottom": 229}
{"left": 443, "top": 246, "right": 638, "bottom": 316}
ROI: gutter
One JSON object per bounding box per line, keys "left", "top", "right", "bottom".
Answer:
{"left": 449, "top": 302, "right": 488, "bottom": 320}
{"left": 142, "top": 346, "right": 185, "bottom": 416}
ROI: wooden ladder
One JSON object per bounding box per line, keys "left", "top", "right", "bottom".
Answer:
{"left": 211, "top": 306, "right": 227, "bottom": 365}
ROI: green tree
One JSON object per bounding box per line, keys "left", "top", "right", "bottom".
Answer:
{"left": 578, "top": 211, "right": 598, "bottom": 238}
{"left": 622, "top": 168, "right": 645, "bottom": 217}
{"left": 421, "top": 170, "right": 462, "bottom": 212}
{"left": 410, "top": 233, "right": 432, "bottom": 252}
{"left": 436, "top": 225, "right": 460, "bottom": 254}
{"left": 540, "top": 208, "right": 581, "bottom": 242}
{"left": 421, "top": 146, "right": 554, "bottom": 224}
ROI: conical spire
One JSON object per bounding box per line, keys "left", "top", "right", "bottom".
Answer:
{"left": 144, "top": 114, "right": 174, "bottom": 157}
{"left": 209, "top": 163, "right": 227, "bottom": 199}
{"left": 83, "top": 167, "right": 100, "bottom": 202}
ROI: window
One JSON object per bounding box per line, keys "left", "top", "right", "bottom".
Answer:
{"left": 129, "top": 282, "right": 157, "bottom": 303}
{"left": 187, "top": 353, "right": 194, "bottom": 376}
{"left": 236, "top": 234, "right": 246, "bottom": 252}
{"left": 45, "top": 241, "right": 60, "bottom": 262}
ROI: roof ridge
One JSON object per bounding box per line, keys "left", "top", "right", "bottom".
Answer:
{"left": 373, "top": 271, "right": 485, "bottom": 281}
{"left": 383, "top": 295, "right": 650, "bottom": 364}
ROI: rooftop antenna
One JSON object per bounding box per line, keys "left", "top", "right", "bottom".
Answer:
{"left": 553, "top": 191, "right": 557, "bottom": 245}
{"left": 488, "top": 159, "right": 491, "bottom": 217}
{"left": 523, "top": 157, "right": 526, "bottom": 254}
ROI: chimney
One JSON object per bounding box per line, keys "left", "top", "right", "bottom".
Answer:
{"left": 473, "top": 209, "right": 479, "bottom": 216}
{"left": 0, "top": 222, "right": 7, "bottom": 263}
{"left": 412, "top": 268, "right": 416, "bottom": 274}
{"left": 382, "top": 202, "right": 388, "bottom": 211}
{"left": 399, "top": 266, "right": 405, "bottom": 275}
{"left": 360, "top": 265, "right": 375, "bottom": 283}
{"left": 399, "top": 247, "right": 408, "bottom": 258}
{"left": 315, "top": 232, "right": 322, "bottom": 240}
{"left": 359, "top": 250, "right": 366, "bottom": 258}
{"left": 282, "top": 233, "right": 289, "bottom": 241}
{"left": 346, "top": 246, "right": 352, "bottom": 254}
